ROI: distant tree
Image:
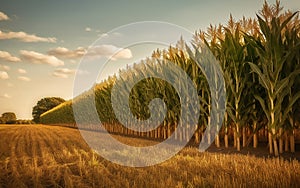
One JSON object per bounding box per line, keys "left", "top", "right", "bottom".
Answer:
{"left": 0, "top": 117, "right": 5, "bottom": 124}
{"left": 1, "top": 112, "right": 17, "bottom": 124}
{"left": 32, "top": 97, "right": 65, "bottom": 123}
{"left": 15, "top": 119, "right": 35, "bottom": 124}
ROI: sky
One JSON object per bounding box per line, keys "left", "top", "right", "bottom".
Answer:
{"left": 0, "top": 0, "right": 299, "bottom": 119}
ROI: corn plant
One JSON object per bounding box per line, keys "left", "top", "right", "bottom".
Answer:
{"left": 247, "top": 10, "right": 300, "bottom": 156}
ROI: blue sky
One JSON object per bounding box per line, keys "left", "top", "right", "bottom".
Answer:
{"left": 0, "top": 0, "right": 299, "bottom": 119}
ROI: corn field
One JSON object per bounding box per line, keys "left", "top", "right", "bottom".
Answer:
{"left": 41, "top": 1, "right": 300, "bottom": 156}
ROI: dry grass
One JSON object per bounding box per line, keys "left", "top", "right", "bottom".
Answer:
{"left": 0, "top": 124, "right": 299, "bottom": 188}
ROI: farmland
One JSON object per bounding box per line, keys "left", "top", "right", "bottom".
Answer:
{"left": 1, "top": 2, "right": 300, "bottom": 187}
{"left": 0, "top": 124, "right": 299, "bottom": 187}
{"left": 40, "top": 2, "right": 300, "bottom": 157}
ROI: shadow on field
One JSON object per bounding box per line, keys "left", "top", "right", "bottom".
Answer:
{"left": 48, "top": 124, "right": 300, "bottom": 161}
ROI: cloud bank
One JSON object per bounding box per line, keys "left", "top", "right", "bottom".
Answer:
{"left": 20, "top": 50, "right": 64, "bottom": 66}
{"left": 0, "top": 93, "right": 11, "bottom": 99}
{"left": 48, "top": 45, "right": 132, "bottom": 61}
{"left": 0, "top": 65, "right": 10, "bottom": 71}
{"left": 18, "top": 68, "right": 27, "bottom": 74}
{"left": 52, "top": 68, "right": 88, "bottom": 78}
{"left": 0, "top": 50, "right": 20, "bottom": 62}
{"left": 18, "top": 76, "right": 31, "bottom": 81}
{"left": 48, "top": 47, "right": 85, "bottom": 59}
{"left": 87, "top": 45, "right": 132, "bottom": 60}
{"left": 0, "top": 71, "right": 9, "bottom": 79}
{"left": 0, "top": 30, "right": 56, "bottom": 43}
{"left": 0, "top": 11, "right": 9, "bottom": 21}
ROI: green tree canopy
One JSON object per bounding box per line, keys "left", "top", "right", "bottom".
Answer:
{"left": 1, "top": 112, "right": 17, "bottom": 124}
{"left": 32, "top": 97, "right": 65, "bottom": 123}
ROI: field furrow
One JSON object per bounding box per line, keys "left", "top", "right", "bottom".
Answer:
{"left": 0, "top": 124, "right": 299, "bottom": 188}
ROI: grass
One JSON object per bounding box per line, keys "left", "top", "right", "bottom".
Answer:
{"left": 0, "top": 124, "right": 299, "bottom": 188}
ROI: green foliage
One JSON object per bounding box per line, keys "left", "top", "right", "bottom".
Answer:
{"left": 0, "top": 112, "right": 17, "bottom": 124}
{"left": 32, "top": 97, "right": 65, "bottom": 123}
{"left": 247, "top": 9, "right": 300, "bottom": 132}
{"left": 40, "top": 100, "right": 74, "bottom": 124}
{"left": 15, "top": 119, "right": 35, "bottom": 124}
{"left": 41, "top": 60, "right": 184, "bottom": 127}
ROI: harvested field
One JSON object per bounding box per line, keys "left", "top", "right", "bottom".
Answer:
{"left": 0, "top": 124, "right": 299, "bottom": 187}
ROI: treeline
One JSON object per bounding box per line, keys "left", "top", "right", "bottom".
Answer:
{"left": 0, "top": 97, "right": 65, "bottom": 125}
{"left": 41, "top": 1, "right": 300, "bottom": 156}
{"left": 0, "top": 112, "right": 34, "bottom": 124}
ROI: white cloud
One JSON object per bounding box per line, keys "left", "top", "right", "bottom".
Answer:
{"left": 98, "top": 33, "right": 109, "bottom": 38}
{"left": 52, "top": 68, "right": 88, "bottom": 78}
{"left": 0, "top": 30, "right": 56, "bottom": 43}
{"left": 0, "top": 65, "right": 10, "bottom": 71}
{"left": 52, "top": 72, "right": 68, "bottom": 78}
{"left": 0, "top": 93, "right": 11, "bottom": 99}
{"left": 113, "top": 48, "right": 132, "bottom": 60}
{"left": 3, "top": 93, "right": 11, "bottom": 98}
{"left": 0, "top": 12, "right": 9, "bottom": 21}
{"left": 85, "top": 27, "right": 92, "bottom": 32}
{"left": 0, "top": 71, "right": 8, "bottom": 79}
{"left": 0, "top": 51, "right": 20, "bottom": 62}
{"left": 55, "top": 68, "right": 76, "bottom": 74}
{"left": 18, "top": 76, "right": 31, "bottom": 81}
{"left": 97, "top": 32, "right": 121, "bottom": 38}
{"left": 20, "top": 50, "right": 64, "bottom": 66}
{"left": 18, "top": 68, "right": 27, "bottom": 74}
{"left": 48, "top": 45, "right": 132, "bottom": 61}
{"left": 87, "top": 45, "right": 132, "bottom": 60}
{"left": 48, "top": 47, "right": 85, "bottom": 59}
{"left": 52, "top": 68, "right": 74, "bottom": 78}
